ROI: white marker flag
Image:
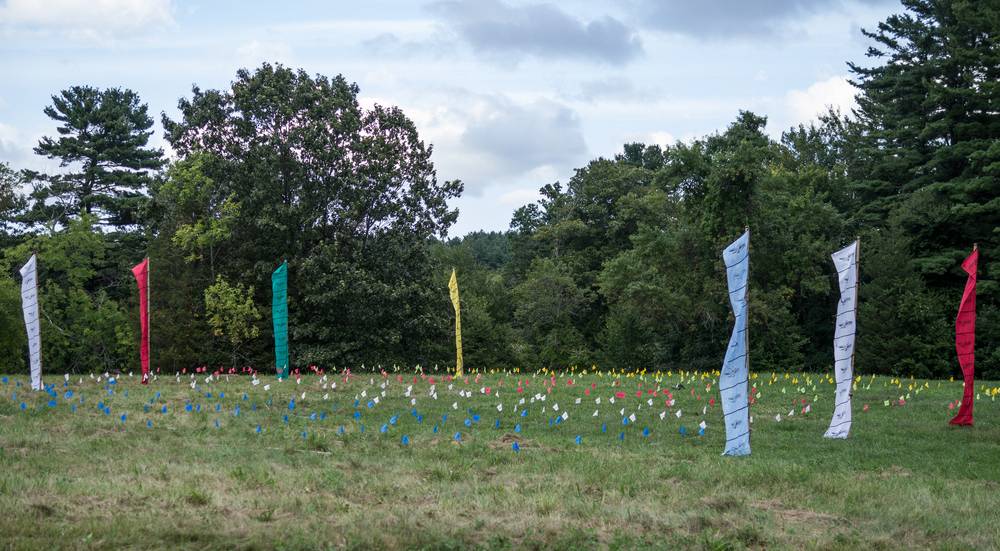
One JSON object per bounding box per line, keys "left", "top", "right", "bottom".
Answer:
{"left": 824, "top": 240, "right": 859, "bottom": 439}
{"left": 19, "top": 254, "right": 42, "bottom": 391}
{"left": 720, "top": 230, "right": 750, "bottom": 456}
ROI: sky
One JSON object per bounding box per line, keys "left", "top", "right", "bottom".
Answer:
{"left": 0, "top": 0, "right": 902, "bottom": 236}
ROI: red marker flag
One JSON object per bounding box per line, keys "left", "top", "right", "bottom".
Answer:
{"left": 131, "top": 258, "right": 150, "bottom": 385}
{"left": 949, "top": 246, "right": 978, "bottom": 426}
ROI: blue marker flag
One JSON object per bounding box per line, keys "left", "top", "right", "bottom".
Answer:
{"left": 720, "top": 230, "right": 751, "bottom": 456}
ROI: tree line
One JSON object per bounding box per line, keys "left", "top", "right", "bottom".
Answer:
{"left": 0, "top": 0, "right": 996, "bottom": 378}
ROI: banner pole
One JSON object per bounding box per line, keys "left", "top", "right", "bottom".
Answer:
{"left": 852, "top": 239, "right": 859, "bottom": 384}
{"left": 744, "top": 226, "right": 750, "bottom": 446}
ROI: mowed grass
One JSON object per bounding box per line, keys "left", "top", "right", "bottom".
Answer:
{"left": 1, "top": 369, "right": 999, "bottom": 550}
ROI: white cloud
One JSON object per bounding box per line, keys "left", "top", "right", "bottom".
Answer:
{"left": 236, "top": 40, "right": 293, "bottom": 68}
{"left": 0, "top": 122, "right": 19, "bottom": 158}
{"left": 643, "top": 131, "right": 676, "bottom": 147}
{"left": 429, "top": 0, "right": 642, "bottom": 64}
{"left": 786, "top": 75, "right": 857, "bottom": 123}
{"left": 375, "top": 90, "right": 588, "bottom": 197}
{"left": 498, "top": 187, "right": 542, "bottom": 206}
{"left": 636, "top": 0, "right": 897, "bottom": 39}
{"left": 0, "top": 0, "right": 174, "bottom": 39}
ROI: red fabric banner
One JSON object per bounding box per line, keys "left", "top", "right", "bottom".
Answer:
{"left": 949, "top": 247, "right": 977, "bottom": 426}
{"left": 131, "top": 258, "right": 150, "bottom": 385}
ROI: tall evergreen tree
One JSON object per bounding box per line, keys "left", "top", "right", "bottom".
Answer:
{"left": 28, "top": 86, "right": 165, "bottom": 228}
{"left": 850, "top": 0, "right": 999, "bottom": 288}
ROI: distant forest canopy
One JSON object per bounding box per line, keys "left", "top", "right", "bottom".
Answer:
{"left": 0, "top": 0, "right": 996, "bottom": 378}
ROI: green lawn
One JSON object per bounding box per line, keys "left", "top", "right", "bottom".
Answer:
{"left": 0, "top": 369, "right": 998, "bottom": 550}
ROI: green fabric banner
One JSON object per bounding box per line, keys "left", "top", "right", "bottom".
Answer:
{"left": 272, "top": 261, "right": 289, "bottom": 378}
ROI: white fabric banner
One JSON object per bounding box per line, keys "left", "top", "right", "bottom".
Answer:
{"left": 19, "top": 254, "right": 42, "bottom": 391}
{"left": 824, "top": 240, "right": 858, "bottom": 439}
{"left": 720, "top": 230, "right": 750, "bottom": 456}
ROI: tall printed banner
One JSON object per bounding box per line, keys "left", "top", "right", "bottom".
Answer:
{"left": 950, "top": 246, "right": 978, "bottom": 426}
{"left": 449, "top": 268, "right": 464, "bottom": 376}
{"left": 825, "top": 240, "right": 859, "bottom": 438}
{"left": 272, "top": 261, "right": 289, "bottom": 379}
{"left": 19, "top": 254, "right": 42, "bottom": 391}
{"left": 131, "top": 258, "right": 150, "bottom": 384}
{"left": 720, "top": 230, "right": 750, "bottom": 456}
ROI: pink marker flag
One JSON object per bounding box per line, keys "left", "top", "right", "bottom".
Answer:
{"left": 131, "top": 258, "right": 150, "bottom": 384}
{"left": 949, "top": 246, "right": 978, "bottom": 426}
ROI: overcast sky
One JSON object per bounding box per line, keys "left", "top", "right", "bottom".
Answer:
{"left": 0, "top": 0, "right": 901, "bottom": 236}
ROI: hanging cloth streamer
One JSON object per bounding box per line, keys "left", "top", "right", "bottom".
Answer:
{"left": 950, "top": 246, "right": 978, "bottom": 426}
{"left": 720, "top": 230, "right": 750, "bottom": 456}
{"left": 448, "top": 268, "right": 463, "bottom": 377}
{"left": 824, "top": 240, "right": 859, "bottom": 439}
{"left": 19, "top": 254, "right": 42, "bottom": 391}
{"left": 131, "top": 258, "right": 150, "bottom": 384}
{"left": 272, "top": 261, "right": 289, "bottom": 379}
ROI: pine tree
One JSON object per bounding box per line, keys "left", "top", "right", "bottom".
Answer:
{"left": 28, "top": 86, "right": 164, "bottom": 228}
{"left": 850, "top": 0, "right": 1000, "bottom": 289}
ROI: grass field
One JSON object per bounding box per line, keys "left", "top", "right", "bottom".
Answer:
{"left": 1, "top": 368, "right": 999, "bottom": 550}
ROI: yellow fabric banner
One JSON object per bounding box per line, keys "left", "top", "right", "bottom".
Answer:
{"left": 449, "top": 268, "right": 463, "bottom": 376}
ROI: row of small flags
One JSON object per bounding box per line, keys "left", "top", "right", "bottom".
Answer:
{"left": 10, "top": 233, "right": 981, "bottom": 456}
{"left": 8, "top": 367, "right": 994, "bottom": 459}
{"left": 0, "top": 374, "right": 790, "bottom": 454}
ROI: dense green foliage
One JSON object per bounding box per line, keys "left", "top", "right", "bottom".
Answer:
{"left": 0, "top": 0, "right": 995, "bottom": 377}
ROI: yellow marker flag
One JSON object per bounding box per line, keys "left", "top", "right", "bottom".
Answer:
{"left": 449, "top": 268, "right": 463, "bottom": 376}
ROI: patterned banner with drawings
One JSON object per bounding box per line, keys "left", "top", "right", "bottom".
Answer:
{"left": 19, "top": 254, "right": 42, "bottom": 391}
{"left": 720, "top": 230, "right": 750, "bottom": 456}
{"left": 824, "top": 240, "right": 859, "bottom": 439}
